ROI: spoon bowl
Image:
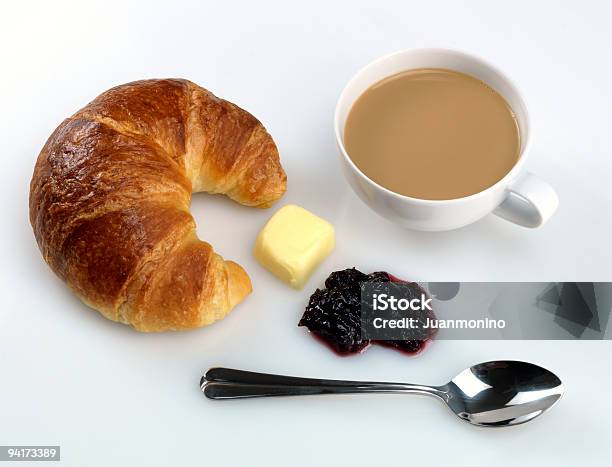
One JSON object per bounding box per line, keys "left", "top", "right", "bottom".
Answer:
{"left": 442, "top": 361, "right": 564, "bottom": 426}
{"left": 201, "top": 360, "right": 564, "bottom": 427}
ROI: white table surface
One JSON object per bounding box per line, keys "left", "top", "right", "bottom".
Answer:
{"left": 2, "top": 0, "right": 611, "bottom": 465}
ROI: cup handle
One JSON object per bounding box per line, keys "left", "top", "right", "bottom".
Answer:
{"left": 493, "top": 173, "right": 559, "bottom": 228}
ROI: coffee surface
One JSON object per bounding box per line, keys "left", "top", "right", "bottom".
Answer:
{"left": 344, "top": 68, "right": 520, "bottom": 200}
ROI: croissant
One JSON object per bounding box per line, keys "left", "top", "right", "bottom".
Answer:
{"left": 29, "top": 79, "right": 287, "bottom": 332}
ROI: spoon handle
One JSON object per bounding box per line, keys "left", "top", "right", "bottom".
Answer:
{"left": 201, "top": 367, "right": 445, "bottom": 400}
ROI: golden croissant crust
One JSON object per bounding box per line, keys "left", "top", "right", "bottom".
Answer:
{"left": 29, "top": 79, "right": 287, "bottom": 331}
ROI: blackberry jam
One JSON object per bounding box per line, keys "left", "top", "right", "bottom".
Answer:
{"left": 299, "top": 268, "right": 436, "bottom": 356}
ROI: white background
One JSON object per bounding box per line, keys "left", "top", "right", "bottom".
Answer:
{"left": 1, "top": 0, "right": 611, "bottom": 465}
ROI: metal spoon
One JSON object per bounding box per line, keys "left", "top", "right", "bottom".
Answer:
{"left": 201, "top": 360, "right": 564, "bottom": 427}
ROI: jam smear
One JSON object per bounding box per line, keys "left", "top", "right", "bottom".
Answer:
{"left": 299, "top": 268, "right": 436, "bottom": 356}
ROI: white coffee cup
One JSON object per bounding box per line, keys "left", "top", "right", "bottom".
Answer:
{"left": 334, "top": 48, "right": 559, "bottom": 231}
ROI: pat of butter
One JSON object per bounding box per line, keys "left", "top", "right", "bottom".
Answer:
{"left": 254, "top": 204, "right": 335, "bottom": 289}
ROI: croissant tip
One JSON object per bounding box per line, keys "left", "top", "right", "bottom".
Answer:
{"left": 225, "top": 261, "right": 252, "bottom": 308}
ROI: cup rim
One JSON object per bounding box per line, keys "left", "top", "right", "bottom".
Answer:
{"left": 334, "top": 47, "right": 531, "bottom": 205}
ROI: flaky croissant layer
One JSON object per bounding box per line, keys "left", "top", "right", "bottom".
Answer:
{"left": 30, "top": 79, "right": 287, "bottom": 331}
